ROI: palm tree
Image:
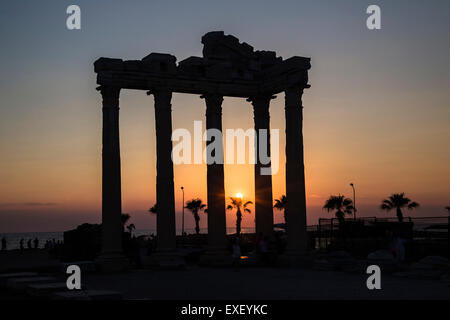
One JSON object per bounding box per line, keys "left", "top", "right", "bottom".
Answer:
{"left": 148, "top": 203, "right": 158, "bottom": 215}
{"left": 185, "top": 198, "right": 206, "bottom": 235}
{"left": 274, "top": 195, "right": 287, "bottom": 224}
{"left": 380, "top": 193, "right": 419, "bottom": 222}
{"left": 323, "top": 195, "right": 353, "bottom": 224}
{"left": 126, "top": 223, "right": 135, "bottom": 235}
{"left": 227, "top": 197, "right": 252, "bottom": 235}
{"left": 121, "top": 213, "right": 131, "bottom": 232}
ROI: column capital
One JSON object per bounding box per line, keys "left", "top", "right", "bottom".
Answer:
{"left": 98, "top": 86, "right": 121, "bottom": 107}
{"left": 246, "top": 94, "right": 276, "bottom": 104}
{"left": 202, "top": 93, "right": 223, "bottom": 116}
{"left": 248, "top": 95, "right": 276, "bottom": 120}
{"left": 284, "top": 86, "right": 305, "bottom": 110}
{"left": 149, "top": 90, "right": 172, "bottom": 110}
{"left": 201, "top": 93, "right": 223, "bottom": 103}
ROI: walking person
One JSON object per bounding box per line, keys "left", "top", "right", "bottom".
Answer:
{"left": 33, "top": 237, "right": 39, "bottom": 249}
{"left": 20, "top": 238, "right": 24, "bottom": 252}
{"left": 258, "top": 236, "right": 269, "bottom": 265}
{"left": 1, "top": 237, "right": 6, "bottom": 251}
{"left": 231, "top": 237, "right": 241, "bottom": 271}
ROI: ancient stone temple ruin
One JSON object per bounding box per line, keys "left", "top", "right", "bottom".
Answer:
{"left": 94, "top": 31, "right": 311, "bottom": 270}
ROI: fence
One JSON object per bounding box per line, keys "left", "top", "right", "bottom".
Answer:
{"left": 312, "top": 216, "right": 450, "bottom": 257}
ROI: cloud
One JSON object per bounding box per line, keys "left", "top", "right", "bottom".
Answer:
{"left": 0, "top": 202, "right": 58, "bottom": 208}
{"left": 22, "top": 202, "right": 58, "bottom": 206}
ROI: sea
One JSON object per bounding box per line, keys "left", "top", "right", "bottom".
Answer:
{"left": 0, "top": 227, "right": 257, "bottom": 251}
{"left": 1, "top": 217, "right": 446, "bottom": 251}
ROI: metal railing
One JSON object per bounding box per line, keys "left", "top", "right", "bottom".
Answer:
{"left": 313, "top": 216, "right": 449, "bottom": 255}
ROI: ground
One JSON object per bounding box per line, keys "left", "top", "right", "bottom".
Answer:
{"left": 84, "top": 266, "right": 450, "bottom": 300}
{"left": 1, "top": 250, "right": 449, "bottom": 300}
{"left": 0, "top": 250, "right": 60, "bottom": 273}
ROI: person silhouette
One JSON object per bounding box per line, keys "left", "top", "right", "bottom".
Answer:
{"left": 1, "top": 237, "right": 6, "bottom": 251}
{"left": 231, "top": 237, "right": 241, "bottom": 271}
{"left": 33, "top": 237, "right": 39, "bottom": 249}
{"left": 255, "top": 232, "right": 264, "bottom": 253}
{"left": 258, "top": 236, "right": 269, "bottom": 264}
{"left": 20, "top": 238, "right": 24, "bottom": 252}
{"left": 27, "top": 239, "right": 32, "bottom": 249}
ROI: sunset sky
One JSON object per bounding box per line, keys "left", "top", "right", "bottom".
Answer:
{"left": 0, "top": 0, "right": 449, "bottom": 233}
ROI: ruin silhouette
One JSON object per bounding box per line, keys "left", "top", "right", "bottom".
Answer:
{"left": 94, "top": 31, "right": 311, "bottom": 271}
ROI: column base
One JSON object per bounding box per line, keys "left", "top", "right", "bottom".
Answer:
{"left": 96, "top": 252, "right": 129, "bottom": 273}
{"left": 145, "top": 250, "right": 186, "bottom": 270}
{"left": 199, "top": 248, "right": 233, "bottom": 267}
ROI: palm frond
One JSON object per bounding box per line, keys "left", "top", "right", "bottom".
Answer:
{"left": 383, "top": 193, "right": 419, "bottom": 212}
{"left": 380, "top": 199, "right": 393, "bottom": 211}
{"left": 407, "top": 201, "right": 419, "bottom": 209}
{"left": 149, "top": 204, "right": 158, "bottom": 214}
{"left": 121, "top": 213, "right": 131, "bottom": 225}
{"left": 273, "top": 195, "right": 287, "bottom": 210}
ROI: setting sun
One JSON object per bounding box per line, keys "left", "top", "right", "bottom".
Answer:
{"left": 235, "top": 193, "right": 243, "bottom": 199}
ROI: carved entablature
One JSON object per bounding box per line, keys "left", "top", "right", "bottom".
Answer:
{"left": 94, "top": 31, "right": 310, "bottom": 97}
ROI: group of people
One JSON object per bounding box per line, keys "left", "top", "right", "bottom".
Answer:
{"left": 255, "top": 232, "right": 283, "bottom": 265}
{"left": 231, "top": 232, "right": 287, "bottom": 270}
{"left": 1, "top": 237, "right": 6, "bottom": 251}
{"left": 0, "top": 236, "right": 61, "bottom": 252}
{"left": 18, "top": 238, "right": 39, "bottom": 251}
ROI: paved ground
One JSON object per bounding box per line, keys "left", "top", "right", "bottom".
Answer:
{"left": 0, "top": 250, "right": 60, "bottom": 273}
{"left": 1, "top": 250, "right": 449, "bottom": 300}
{"left": 84, "top": 266, "right": 450, "bottom": 300}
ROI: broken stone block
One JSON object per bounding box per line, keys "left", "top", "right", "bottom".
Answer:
{"left": 60, "top": 261, "right": 96, "bottom": 273}
{"left": 27, "top": 282, "right": 69, "bottom": 297}
{"left": 94, "top": 58, "right": 123, "bottom": 73}
{"left": 142, "top": 53, "right": 177, "bottom": 73}
{"left": 123, "top": 60, "right": 143, "bottom": 72}
{"left": 0, "top": 272, "right": 39, "bottom": 288}
{"left": 52, "top": 290, "right": 122, "bottom": 300}
{"left": 6, "top": 276, "right": 57, "bottom": 291}
{"left": 367, "top": 250, "right": 397, "bottom": 273}
{"left": 178, "top": 56, "right": 206, "bottom": 77}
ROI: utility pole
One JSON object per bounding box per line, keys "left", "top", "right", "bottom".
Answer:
{"left": 350, "top": 183, "right": 357, "bottom": 220}
{"left": 181, "top": 186, "right": 185, "bottom": 235}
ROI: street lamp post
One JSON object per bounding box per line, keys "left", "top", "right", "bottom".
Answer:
{"left": 181, "top": 186, "right": 185, "bottom": 236}
{"left": 350, "top": 183, "right": 356, "bottom": 220}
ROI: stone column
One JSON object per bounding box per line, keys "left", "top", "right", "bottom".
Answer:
{"left": 152, "top": 90, "right": 176, "bottom": 251}
{"left": 203, "top": 94, "right": 227, "bottom": 250}
{"left": 284, "top": 86, "right": 307, "bottom": 253}
{"left": 249, "top": 96, "right": 274, "bottom": 237}
{"left": 97, "top": 85, "right": 127, "bottom": 272}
